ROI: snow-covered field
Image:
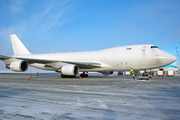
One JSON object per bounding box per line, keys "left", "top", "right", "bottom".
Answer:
{"left": 0, "top": 73, "right": 180, "bottom": 120}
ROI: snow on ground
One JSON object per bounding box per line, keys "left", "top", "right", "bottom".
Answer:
{"left": 0, "top": 73, "right": 180, "bottom": 119}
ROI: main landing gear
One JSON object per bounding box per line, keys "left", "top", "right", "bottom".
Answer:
{"left": 80, "top": 72, "right": 88, "bottom": 78}
{"left": 61, "top": 72, "right": 88, "bottom": 78}
{"left": 61, "top": 74, "right": 76, "bottom": 78}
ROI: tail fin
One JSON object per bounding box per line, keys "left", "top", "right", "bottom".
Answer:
{"left": 10, "top": 34, "right": 31, "bottom": 56}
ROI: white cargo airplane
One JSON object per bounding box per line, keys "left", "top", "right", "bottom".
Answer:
{"left": 0, "top": 34, "right": 177, "bottom": 78}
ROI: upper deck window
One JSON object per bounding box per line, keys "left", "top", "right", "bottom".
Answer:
{"left": 151, "top": 46, "right": 158, "bottom": 48}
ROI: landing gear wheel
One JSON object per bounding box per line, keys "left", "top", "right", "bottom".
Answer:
{"left": 61, "top": 74, "right": 65, "bottom": 78}
{"left": 80, "top": 73, "right": 88, "bottom": 78}
{"left": 61, "top": 74, "right": 76, "bottom": 78}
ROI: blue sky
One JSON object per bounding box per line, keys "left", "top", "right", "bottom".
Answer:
{"left": 0, "top": 0, "right": 180, "bottom": 72}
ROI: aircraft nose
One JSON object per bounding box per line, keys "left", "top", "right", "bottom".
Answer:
{"left": 171, "top": 55, "right": 177, "bottom": 62}
{"left": 158, "top": 50, "right": 177, "bottom": 65}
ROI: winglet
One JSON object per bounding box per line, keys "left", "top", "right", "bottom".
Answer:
{"left": 10, "top": 34, "right": 31, "bottom": 56}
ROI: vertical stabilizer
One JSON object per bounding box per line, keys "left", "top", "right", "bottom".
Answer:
{"left": 10, "top": 34, "right": 31, "bottom": 55}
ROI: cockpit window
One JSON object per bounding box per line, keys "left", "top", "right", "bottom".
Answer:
{"left": 151, "top": 46, "right": 158, "bottom": 48}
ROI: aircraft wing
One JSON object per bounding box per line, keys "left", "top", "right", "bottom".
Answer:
{"left": 0, "top": 55, "right": 11, "bottom": 60}
{"left": 0, "top": 55, "right": 102, "bottom": 69}
{"left": 14, "top": 57, "right": 102, "bottom": 69}
{"left": 60, "top": 61, "right": 101, "bottom": 69}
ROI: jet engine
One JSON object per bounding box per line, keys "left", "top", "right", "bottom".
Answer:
{"left": 10, "top": 60, "right": 28, "bottom": 72}
{"left": 61, "top": 64, "right": 79, "bottom": 75}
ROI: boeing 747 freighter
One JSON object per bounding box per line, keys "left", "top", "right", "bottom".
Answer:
{"left": 0, "top": 34, "right": 177, "bottom": 78}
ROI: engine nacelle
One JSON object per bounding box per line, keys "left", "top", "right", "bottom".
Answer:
{"left": 10, "top": 60, "right": 28, "bottom": 72}
{"left": 61, "top": 64, "right": 79, "bottom": 75}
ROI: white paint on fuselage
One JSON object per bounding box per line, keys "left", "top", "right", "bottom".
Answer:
{"left": 14, "top": 44, "right": 176, "bottom": 72}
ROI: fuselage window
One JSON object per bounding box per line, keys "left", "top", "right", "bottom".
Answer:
{"left": 151, "top": 46, "right": 158, "bottom": 48}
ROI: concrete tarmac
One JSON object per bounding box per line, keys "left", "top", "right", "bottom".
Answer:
{"left": 0, "top": 73, "right": 180, "bottom": 120}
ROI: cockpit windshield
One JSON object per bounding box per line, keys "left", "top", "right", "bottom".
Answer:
{"left": 151, "top": 46, "right": 158, "bottom": 48}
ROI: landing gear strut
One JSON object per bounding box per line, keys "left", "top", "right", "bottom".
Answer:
{"left": 80, "top": 72, "right": 88, "bottom": 78}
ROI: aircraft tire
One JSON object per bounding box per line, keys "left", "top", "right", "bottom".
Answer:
{"left": 61, "top": 74, "right": 76, "bottom": 78}
{"left": 80, "top": 74, "right": 88, "bottom": 78}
